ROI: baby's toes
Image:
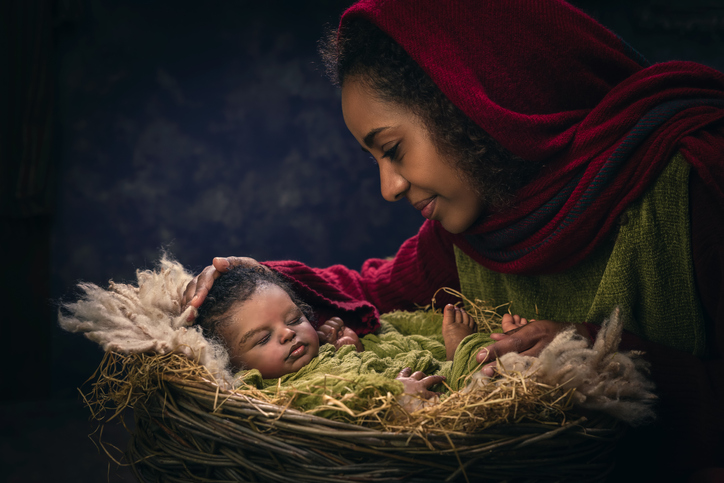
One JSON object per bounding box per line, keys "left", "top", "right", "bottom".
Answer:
{"left": 455, "top": 307, "right": 463, "bottom": 324}
{"left": 501, "top": 313, "right": 516, "bottom": 331}
{"left": 460, "top": 308, "right": 476, "bottom": 330}
{"left": 443, "top": 304, "right": 456, "bottom": 325}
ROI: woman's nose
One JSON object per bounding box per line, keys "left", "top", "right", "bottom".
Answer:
{"left": 379, "top": 160, "right": 409, "bottom": 202}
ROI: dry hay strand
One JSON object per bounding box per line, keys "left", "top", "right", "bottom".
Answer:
{"left": 389, "top": 367, "right": 576, "bottom": 437}
{"left": 86, "top": 352, "right": 574, "bottom": 432}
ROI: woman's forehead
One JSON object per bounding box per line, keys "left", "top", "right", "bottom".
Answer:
{"left": 341, "top": 80, "right": 411, "bottom": 140}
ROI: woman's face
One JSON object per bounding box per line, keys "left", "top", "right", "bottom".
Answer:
{"left": 341, "top": 79, "right": 484, "bottom": 234}
{"left": 219, "top": 284, "right": 319, "bottom": 378}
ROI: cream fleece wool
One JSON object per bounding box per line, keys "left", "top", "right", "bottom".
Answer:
{"left": 464, "top": 306, "right": 657, "bottom": 425}
{"left": 58, "top": 256, "right": 236, "bottom": 387}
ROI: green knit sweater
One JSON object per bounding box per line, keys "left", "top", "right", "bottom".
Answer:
{"left": 455, "top": 153, "right": 706, "bottom": 356}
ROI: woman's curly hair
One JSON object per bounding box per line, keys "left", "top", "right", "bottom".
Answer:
{"left": 319, "top": 18, "right": 541, "bottom": 211}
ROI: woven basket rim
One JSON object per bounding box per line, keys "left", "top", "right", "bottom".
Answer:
{"left": 157, "top": 370, "right": 624, "bottom": 442}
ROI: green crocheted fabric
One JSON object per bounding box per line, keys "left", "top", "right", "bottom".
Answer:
{"left": 240, "top": 310, "right": 495, "bottom": 412}
{"left": 455, "top": 153, "right": 706, "bottom": 356}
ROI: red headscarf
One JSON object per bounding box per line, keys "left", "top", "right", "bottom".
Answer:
{"left": 341, "top": 0, "right": 724, "bottom": 274}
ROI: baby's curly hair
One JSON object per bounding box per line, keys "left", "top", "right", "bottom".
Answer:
{"left": 195, "top": 266, "right": 314, "bottom": 343}
{"left": 319, "top": 18, "right": 541, "bottom": 211}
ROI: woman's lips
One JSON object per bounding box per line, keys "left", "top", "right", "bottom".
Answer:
{"left": 413, "top": 196, "right": 437, "bottom": 220}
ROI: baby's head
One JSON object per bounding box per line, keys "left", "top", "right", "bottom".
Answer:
{"left": 195, "top": 266, "right": 319, "bottom": 378}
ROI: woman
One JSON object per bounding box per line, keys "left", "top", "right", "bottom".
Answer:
{"left": 184, "top": 0, "right": 724, "bottom": 478}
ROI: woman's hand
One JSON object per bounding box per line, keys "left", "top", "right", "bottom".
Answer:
{"left": 395, "top": 367, "right": 445, "bottom": 398}
{"left": 182, "top": 256, "right": 266, "bottom": 314}
{"left": 317, "top": 317, "right": 364, "bottom": 352}
{"left": 476, "top": 319, "right": 591, "bottom": 376}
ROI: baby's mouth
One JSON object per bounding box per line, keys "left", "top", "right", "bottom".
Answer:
{"left": 287, "top": 342, "right": 306, "bottom": 360}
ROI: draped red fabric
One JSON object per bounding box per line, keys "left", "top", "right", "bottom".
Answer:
{"left": 341, "top": 0, "right": 724, "bottom": 274}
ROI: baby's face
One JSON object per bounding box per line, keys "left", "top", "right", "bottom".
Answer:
{"left": 219, "top": 284, "right": 319, "bottom": 378}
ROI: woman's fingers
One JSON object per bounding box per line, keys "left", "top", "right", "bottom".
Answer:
{"left": 183, "top": 256, "right": 265, "bottom": 314}
{"left": 214, "top": 256, "right": 265, "bottom": 273}
{"left": 476, "top": 320, "right": 573, "bottom": 375}
{"left": 481, "top": 338, "right": 549, "bottom": 376}
{"left": 188, "top": 265, "right": 223, "bottom": 307}
{"left": 181, "top": 277, "right": 198, "bottom": 307}
{"left": 182, "top": 265, "right": 222, "bottom": 313}
{"left": 489, "top": 332, "right": 509, "bottom": 341}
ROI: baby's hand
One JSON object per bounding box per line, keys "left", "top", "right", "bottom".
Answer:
{"left": 395, "top": 367, "right": 445, "bottom": 399}
{"left": 317, "top": 317, "right": 363, "bottom": 352}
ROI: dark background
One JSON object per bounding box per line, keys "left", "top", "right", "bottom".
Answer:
{"left": 1, "top": 1, "right": 723, "bottom": 482}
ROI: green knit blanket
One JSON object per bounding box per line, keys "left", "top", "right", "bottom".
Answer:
{"left": 239, "top": 310, "right": 496, "bottom": 413}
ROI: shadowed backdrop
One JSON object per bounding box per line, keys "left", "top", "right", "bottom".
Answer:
{"left": 1, "top": 0, "right": 722, "bottom": 482}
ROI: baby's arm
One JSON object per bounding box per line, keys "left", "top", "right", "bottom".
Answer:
{"left": 317, "top": 317, "right": 364, "bottom": 352}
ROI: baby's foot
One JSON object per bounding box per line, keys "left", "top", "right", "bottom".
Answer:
{"left": 501, "top": 314, "right": 530, "bottom": 334}
{"left": 442, "top": 304, "right": 476, "bottom": 361}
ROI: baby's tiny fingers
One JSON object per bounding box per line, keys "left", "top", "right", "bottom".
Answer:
{"left": 421, "top": 375, "right": 446, "bottom": 387}
{"left": 398, "top": 367, "right": 412, "bottom": 378}
{"left": 411, "top": 371, "right": 425, "bottom": 380}
{"left": 317, "top": 325, "right": 338, "bottom": 342}
{"left": 325, "top": 318, "right": 344, "bottom": 331}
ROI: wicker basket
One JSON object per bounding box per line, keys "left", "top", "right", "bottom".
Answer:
{"left": 124, "top": 373, "right": 624, "bottom": 483}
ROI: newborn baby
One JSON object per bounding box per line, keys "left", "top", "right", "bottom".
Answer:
{"left": 195, "top": 265, "right": 526, "bottom": 398}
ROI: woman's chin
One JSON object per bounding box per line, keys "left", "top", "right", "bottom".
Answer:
{"left": 439, "top": 219, "right": 470, "bottom": 234}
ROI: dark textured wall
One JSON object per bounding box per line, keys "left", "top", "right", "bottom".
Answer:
{"left": 51, "top": 0, "right": 424, "bottom": 397}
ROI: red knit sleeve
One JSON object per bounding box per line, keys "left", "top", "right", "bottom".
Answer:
{"left": 261, "top": 220, "right": 461, "bottom": 335}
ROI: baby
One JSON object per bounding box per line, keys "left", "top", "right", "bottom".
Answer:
{"left": 195, "top": 265, "right": 528, "bottom": 397}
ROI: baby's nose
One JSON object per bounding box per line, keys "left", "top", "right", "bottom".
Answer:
{"left": 281, "top": 327, "right": 295, "bottom": 343}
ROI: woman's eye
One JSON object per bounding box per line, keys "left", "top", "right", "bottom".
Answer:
{"left": 382, "top": 143, "right": 399, "bottom": 161}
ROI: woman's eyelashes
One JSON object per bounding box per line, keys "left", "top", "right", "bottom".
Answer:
{"left": 382, "top": 142, "right": 400, "bottom": 161}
